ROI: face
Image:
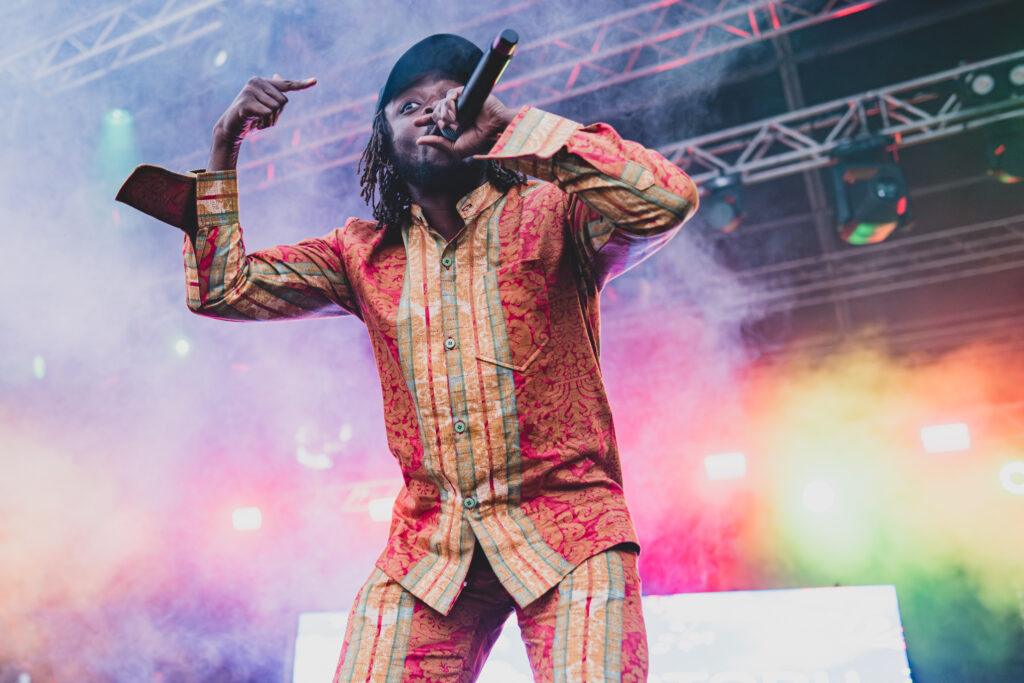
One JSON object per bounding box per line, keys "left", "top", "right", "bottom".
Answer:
{"left": 383, "top": 72, "right": 486, "bottom": 195}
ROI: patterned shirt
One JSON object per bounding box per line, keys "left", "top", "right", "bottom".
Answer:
{"left": 185, "top": 106, "right": 698, "bottom": 615}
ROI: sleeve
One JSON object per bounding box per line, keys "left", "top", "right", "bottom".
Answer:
{"left": 477, "top": 105, "right": 699, "bottom": 287}
{"left": 183, "top": 169, "right": 360, "bottom": 321}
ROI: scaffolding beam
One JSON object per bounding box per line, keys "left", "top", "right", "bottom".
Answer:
{"left": 183, "top": 0, "right": 891, "bottom": 189}
{"left": 0, "top": 0, "right": 229, "bottom": 92}
{"left": 665, "top": 49, "right": 1024, "bottom": 185}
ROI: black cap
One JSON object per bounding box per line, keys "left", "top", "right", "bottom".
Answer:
{"left": 376, "top": 34, "right": 482, "bottom": 114}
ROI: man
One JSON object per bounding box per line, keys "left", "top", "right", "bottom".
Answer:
{"left": 185, "top": 33, "right": 697, "bottom": 682}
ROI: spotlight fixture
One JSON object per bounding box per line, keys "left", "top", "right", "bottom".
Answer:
{"left": 920, "top": 423, "right": 970, "bottom": 454}
{"left": 704, "top": 452, "right": 747, "bottom": 480}
{"left": 986, "top": 120, "right": 1024, "bottom": 184}
{"left": 1000, "top": 461, "right": 1024, "bottom": 495}
{"left": 829, "top": 140, "right": 913, "bottom": 245}
{"left": 802, "top": 480, "right": 835, "bottom": 512}
{"left": 368, "top": 496, "right": 397, "bottom": 522}
{"left": 232, "top": 507, "right": 262, "bottom": 531}
{"left": 1010, "top": 63, "right": 1024, "bottom": 90}
{"left": 960, "top": 59, "right": 1024, "bottom": 106}
{"left": 703, "top": 173, "right": 744, "bottom": 233}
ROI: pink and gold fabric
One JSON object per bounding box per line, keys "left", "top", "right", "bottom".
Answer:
{"left": 184, "top": 105, "right": 698, "bottom": 616}
{"left": 333, "top": 545, "right": 646, "bottom": 682}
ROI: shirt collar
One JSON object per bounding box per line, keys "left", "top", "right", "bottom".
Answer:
{"left": 408, "top": 180, "right": 504, "bottom": 229}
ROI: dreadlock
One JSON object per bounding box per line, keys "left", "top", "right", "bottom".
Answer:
{"left": 359, "top": 109, "right": 527, "bottom": 234}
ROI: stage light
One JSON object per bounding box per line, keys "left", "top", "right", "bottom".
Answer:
{"left": 99, "top": 107, "right": 139, "bottom": 186}
{"left": 968, "top": 72, "right": 996, "bottom": 97}
{"left": 986, "top": 121, "right": 1024, "bottom": 184}
{"left": 296, "top": 445, "right": 333, "bottom": 470}
{"left": 174, "top": 338, "right": 190, "bottom": 356}
{"left": 368, "top": 496, "right": 396, "bottom": 522}
{"left": 999, "top": 461, "right": 1024, "bottom": 495}
{"left": 829, "top": 160, "right": 912, "bottom": 245}
{"left": 103, "top": 108, "right": 133, "bottom": 126}
{"left": 702, "top": 174, "right": 744, "bottom": 233}
{"left": 295, "top": 425, "right": 334, "bottom": 470}
{"left": 202, "top": 44, "right": 230, "bottom": 73}
{"left": 802, "top": 480, "right": 835, "bottom": 512}
{"left": 1010, "top": 63, "right": 1024, "bottom": 89}
{"left": 961, "top": 61, "right": 1024, "bottom": 106}
{"left": 232, "top": 507, "right": 262, "bottom": 531}
{"left": 32, "top": 355, "right": 45, "bottom": 380}
{"left": 920, "top": 423, "right": 970, "bottom": 453}
{"left": 704, "top": 452, "right": 747, "bottom": 480}
{"left": 338, "top": 423, "right": 353, "bottom": 442}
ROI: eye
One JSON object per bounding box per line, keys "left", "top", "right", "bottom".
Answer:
{"left": 400, "top": 101, "right": 418, "bottom": 114}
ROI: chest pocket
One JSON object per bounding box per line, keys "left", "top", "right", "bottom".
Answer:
{"left": 476, "top": 258, "right": 550, "bottom": 373}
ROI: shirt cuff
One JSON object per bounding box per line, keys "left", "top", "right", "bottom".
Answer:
{"left": 196, "top": 169, "right": 239, "bottom": 229}
{"left": 477, "top": 106, "right": 582, "bottom": 178}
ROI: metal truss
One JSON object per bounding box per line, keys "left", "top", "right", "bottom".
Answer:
{"left": 497, "top": 0, "right": 888, "bottom": 109}
{"left": 609, "top": 211, "right": 1024, "bottom": 357}
{"left": 0, "top": 0, "right": 228, "bottom": 92}
{"left": 225, "top": 0, "right": 890, "bottom": 189}
{"left": 666, "top": 49, "right": 1024, "bottom": 185}
{"left": 737, "top": 213, "right": 1024, "bottom": 314}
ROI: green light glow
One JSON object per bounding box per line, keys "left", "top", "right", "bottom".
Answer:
{"left": 98, "top": 108, "right": 139, "bottom": 188}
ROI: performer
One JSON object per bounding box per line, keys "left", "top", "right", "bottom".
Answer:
{"left": 181, "top": 33, "right": 697, "bottom": 682}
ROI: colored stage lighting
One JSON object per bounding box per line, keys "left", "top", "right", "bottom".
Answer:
{"left": 704, "top": 452, "right": 747, "bottom": 480}
{"left": 174, "top": 338, "right": 191, "bottom": 356}
{"left": 830, "top": 161, "right": 912, "bottom": 245}
{"left": 802, "top": 480, "right": 835, "bottom": 512}
{"left": 32, "top": 355, "right": 45, "bottom": 380}
{"left": 368, "top": 496, "right": 396, "bottom": 522}
{"left": 1011, "top": 64, "right": 1024, "bottom": 88}
{"left": 295, "top": 446, "right": 333, "bottom": 470}
{"left": 99, "top": 107, "right": 139, "bottom": 185}
{"left": 961, "top": 61, "right": 1024, "bottom": 107}
{"left": 986, "top": 121, "right": 1024, "bottom": 184}
{"left": 232, "top": 507, "right": 262, "bottom": 531}
{"left": 103, "top": 108, "right": 133, "bottom": 126}
{"left": 920, "top": 423, "right": 970, "bottom": 453}
{"left": 999, "top": 462, "right": 1024, "bottom": 495}
{"left": 702, "top": 174, "right": 744, "bottom": 233}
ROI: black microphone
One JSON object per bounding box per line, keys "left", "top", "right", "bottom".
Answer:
{"left": 431, "top": 29, "right": 519, "bottom": 141}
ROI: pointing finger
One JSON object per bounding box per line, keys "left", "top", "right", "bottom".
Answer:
{"left": 267, "top": 76, "right": 318, "bottom": 92}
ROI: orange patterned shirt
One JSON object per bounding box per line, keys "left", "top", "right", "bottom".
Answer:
{"left": 185, "top": 106, "right": 698, "bottom": 615}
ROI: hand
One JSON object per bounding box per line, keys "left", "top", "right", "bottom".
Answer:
{"left": 207, "top": 75, "right": 317, "bottom": 171}
{"left": 413, "top": 87, "right": 516, "bottom": 159}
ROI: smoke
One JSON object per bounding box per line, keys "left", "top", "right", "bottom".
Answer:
{"left": 2, "top": 1, "right": 1021, "bottom": 681}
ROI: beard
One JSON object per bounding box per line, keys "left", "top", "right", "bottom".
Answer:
{"left": 389, "top": 138, "right": 487, "bottom": 196}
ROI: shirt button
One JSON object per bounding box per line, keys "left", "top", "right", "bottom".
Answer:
{"left": 444, "top": 337, "right": 456, "bottom": 350}
{"left": 463, "top": 496, "right": 478, "bottom": 509}
{"left": 441, "top": 256, "right": 453, "bottom": 268}
{"left": 453, "top": 420, "right": 466, "bottom": 434}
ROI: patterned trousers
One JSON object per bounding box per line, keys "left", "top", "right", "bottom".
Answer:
{"left": 332, "top": 543, "right": 647, "bottom": 682}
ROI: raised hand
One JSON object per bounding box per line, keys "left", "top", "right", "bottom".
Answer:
{"left": 207, "top": 76, "right": 317, "bottom": 172}
{"left": 413, "top": 87, "right": 516, "bottom": 160}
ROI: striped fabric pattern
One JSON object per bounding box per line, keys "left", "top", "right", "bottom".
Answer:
{"left": 184, "top": 106, "right": 699, "bottom": 617}
{"left": 333, "top": 568, "right": 416, "bottom": 683}
{"left": 333, "top": 546, "right": 644, "bottom": 682}
{"left": 551, "top": 551, "right": 626, "bottom": 682}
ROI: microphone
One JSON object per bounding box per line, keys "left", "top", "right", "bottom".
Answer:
{"left": 431, "top": 29, "right": 518, "bottom": 141}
